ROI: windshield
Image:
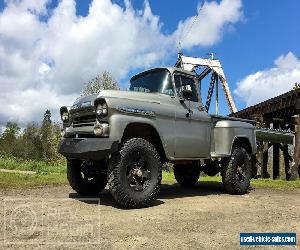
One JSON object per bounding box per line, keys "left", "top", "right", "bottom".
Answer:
{"left": 129, "top": 69, "right": 174, "bottom": 96}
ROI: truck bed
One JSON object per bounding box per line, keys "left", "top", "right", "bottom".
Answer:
{"left": 211, "top": 114, "right": 294, "bottom": 145}
{"left": 211, "top": 114, "right": 256, "bottom": 125}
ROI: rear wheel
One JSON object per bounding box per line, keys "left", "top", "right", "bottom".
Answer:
{"left": 222, "top": 147, "right": 252, "bottom": 194}
{"left": 108, "top": 138, "right": 162, "bottom": 208}
{"left": 174, "top": 163, "right": 200, "bottom": 187}
{"left": 201, "top": 161, "right": 221, "bottom": 176}
{"left": 67, "top": 159, "right": 107, "bottom": 196}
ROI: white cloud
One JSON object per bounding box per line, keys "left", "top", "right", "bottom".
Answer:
{"left": 234, "top": 52, "right": 300, "bottom": 106}
{"left": 0, "top": 85, "right": 76, "bottom": 125}
{"left": 0, "top": 0, "right": 243, "bottom": 126}
{"left": 174, "top": 0, "right": 243, "bottom": 49}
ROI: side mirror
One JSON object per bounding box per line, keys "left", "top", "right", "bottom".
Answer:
{"left": 182, "top": 89, "right": 193, "bottom": 100}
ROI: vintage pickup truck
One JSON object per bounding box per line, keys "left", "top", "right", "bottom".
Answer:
{"left": 59, "top": 59, "right": 257, "bottom": 208}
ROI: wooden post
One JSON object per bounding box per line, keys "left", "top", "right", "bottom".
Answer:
{"left": 291, "top": 115, "right": 300, "bottom": 180}
{"left": 273, "top": 121, "right": 280, "bottom": 179}
{"left": 273, "top": 144, "right": 280, "bottom": 179}
{"left": 262, "top": 142, "right": 270, "bottom": 178}
{"left": 282, "top": 144, "right": 291, "bottom": 180}
{"left": 261, "top": 117, "right": 270, "bottom": 178}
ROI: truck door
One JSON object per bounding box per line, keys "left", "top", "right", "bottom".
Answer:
{"left": 174, "top": 73, "right": 211, "bottom": 158}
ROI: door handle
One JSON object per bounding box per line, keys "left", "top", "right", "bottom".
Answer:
{"left": 186, "top": 109, "right": 193, "bottom": 119}
{"left": 186, "top": 99, "right": 193, "bottom": 119}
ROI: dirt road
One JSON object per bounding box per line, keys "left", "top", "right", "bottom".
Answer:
{"left": 0, "top": 182, "right": 299, "bottom": 249}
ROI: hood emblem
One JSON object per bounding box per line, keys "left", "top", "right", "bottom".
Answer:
{"left": 117, "top": 107, "right": 155, "bottom": 117}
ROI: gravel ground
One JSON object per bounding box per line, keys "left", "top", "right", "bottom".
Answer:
{"left": 0, "top": 182, "right": 299, "bottom": 250}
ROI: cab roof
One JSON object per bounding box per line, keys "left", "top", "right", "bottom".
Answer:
{"left": 130, "top": 67, "right": 196, "bottom": 82}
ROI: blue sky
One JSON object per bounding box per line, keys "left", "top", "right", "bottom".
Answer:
{"left": 124, "top": 0, "right": 300, "bottom": 111}
{"left": 70, "top": 0, "right": 300, "bottom": 76}
{"left": 0, "top": 0, "right": 299, "bottom": 125}
{"left": 72, "top": 0, "right": 300, "bottom": 111}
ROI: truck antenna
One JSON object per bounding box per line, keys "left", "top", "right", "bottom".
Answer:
{"left": 177, "top": 41, "right": 182, "bottom": 55}
{"left": 176, "top": 1, "right": 205, "bottom": 54}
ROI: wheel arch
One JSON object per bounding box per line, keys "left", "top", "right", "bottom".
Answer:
{"left": 121, "top": 122, "right": 168, "bottom": 163}
{"left": 231, "top": 136, "right": 253, "bottom": 155}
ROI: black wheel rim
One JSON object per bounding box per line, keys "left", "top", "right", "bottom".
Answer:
{"left": 126, "top": 150, "right": 151, "bottom": 192}
{"left": 80, "top": 161, "right": 97, "bottom": 184}
{"left": 236, "top": 157, "right": 246, "bottom": 183}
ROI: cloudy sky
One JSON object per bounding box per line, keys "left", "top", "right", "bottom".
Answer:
{"left": 0, "top": 0, "right": 299, "bottom": 127}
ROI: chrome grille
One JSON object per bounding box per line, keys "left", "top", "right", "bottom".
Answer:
{"left": 72, "top": 114, "right": 96, "bottom": 127}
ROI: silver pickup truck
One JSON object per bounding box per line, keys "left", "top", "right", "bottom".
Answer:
{"left": 59, "top": 66, "right": 257, "bottom": 208}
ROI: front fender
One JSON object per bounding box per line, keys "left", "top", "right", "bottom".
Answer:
{"left": 108, "top": 113, "right": 173, "bottom": 160}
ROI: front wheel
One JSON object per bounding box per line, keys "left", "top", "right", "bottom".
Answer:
{"left": 67, "top": 159, "right": 108, "bottom": 196}
{"left": 108, "top": 138, "right": 162, "bottom": 208}
{"left": 222, "top": 147, "right": 252, "bottom": 194}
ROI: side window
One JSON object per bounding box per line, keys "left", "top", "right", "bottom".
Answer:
{"left": 174, "top": 74, "right": 198, "bottom": 102}
{"left": 160, "top": 74, "right": 174, "bottom": 96}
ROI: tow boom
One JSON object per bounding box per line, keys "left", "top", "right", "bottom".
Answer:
{"left": 175, "top": 54, "right": 237, "bottom": 113}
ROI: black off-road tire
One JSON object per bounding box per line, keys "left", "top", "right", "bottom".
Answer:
{"left": 201, "top": 161, "right": 220, "bottom": 176}
{"left": 174, "top": 163, "right": 200, "bottom": 187}
{"left": 222, "top": 147, "right": 252, "bottom": 195}
{"left": 67, "top": 159, "right": 107, "bottom": 196}
{"left": 108, "top": 138, "right": 162, "bottom": 208}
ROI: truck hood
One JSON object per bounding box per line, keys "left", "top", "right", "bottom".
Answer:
{"left": 72, "top": 94, "right": 98, "bottom": 108}
{"left": 97, "top": 90, "right": 169, "bottom": 104}
{"left": 71, "top": 90, "right": 175, "bottom": 112}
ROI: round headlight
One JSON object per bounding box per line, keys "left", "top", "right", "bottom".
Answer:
{"left": 96, "top": 103, "right": 108, "bottom": 117}
{"left": 94, "top": 124, "right": 103, "bottom": 136}
{"left": 61, "top": 112, "right": 69, "bottom": 122}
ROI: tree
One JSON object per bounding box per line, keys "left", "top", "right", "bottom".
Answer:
{"left": 19, "top": 123, "right": 43, "bottom": 160}
{"left": 40, "top": 110, "right": 60, "bottom": 161}
{"left": 43, "top": 109, "right": 52, "bottom": 123}
{"left": 0, "top": 122, "right": 20, "bottom": 155}
{"left": 0, "top": 111, "right": 63, "bottom": 161}
{"left": 1, "top": 122, "right": 20, "bottom": 141}
{"left": 81, "top": 71, "right": 119, "bottom": 96}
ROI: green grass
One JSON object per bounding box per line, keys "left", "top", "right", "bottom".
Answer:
{"left": 162, "top": 171, "right": 175, "bottom": 182}
{"left": 0, "top": 154, "right": 67, "bottom": 188}
{"left": 163, "top": 172, "right": 224, "bottom": 184}
{"left": 0, "top": 154, "right": 299, "bottom": 189}
{"left": 0, "top": 170, "right": 299, "bottom": 189}
{"left": 251, "top": 178, "right": 300, "bottom": 189}
{"left": 0, "top": 172, "right": 67, "bottom": 188}
{"left": 163, "top": 172, "right": 300, "bottom": 189}
{"left": 0, "top": 154, "right": 66, "bottom": 174}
